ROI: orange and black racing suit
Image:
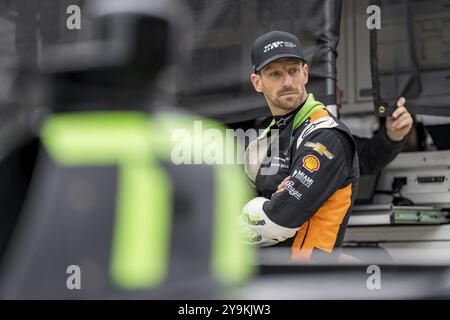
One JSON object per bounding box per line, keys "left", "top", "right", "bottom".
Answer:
{"left": 244, "top": 93, "right": 360, "bottom": 262}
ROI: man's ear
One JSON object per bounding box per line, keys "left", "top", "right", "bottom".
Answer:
{"left": 302, "top": 63, "right": 309, "bottom": 85}
{"left": 250, "top": 73, "right": 263, "bottom": 93}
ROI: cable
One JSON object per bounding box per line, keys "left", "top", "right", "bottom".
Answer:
{"left": 374, "top": 177, "right": 415, "bottom": 206}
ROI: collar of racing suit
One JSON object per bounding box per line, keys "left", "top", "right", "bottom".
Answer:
{"left": 273, "top": 103, "right": 303, "bottom": 130}
{"left": 259, "top": 93, "right": 326, "bottom": 139}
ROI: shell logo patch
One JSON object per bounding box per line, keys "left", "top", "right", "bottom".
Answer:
{"left": 302, "top": 155, "right": 320, "bottom": 173}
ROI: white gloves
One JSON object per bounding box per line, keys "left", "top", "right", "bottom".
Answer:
{"left": 240, "top": 197, "right": 299, "bottom": 247}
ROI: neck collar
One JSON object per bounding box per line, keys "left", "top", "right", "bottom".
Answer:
{"left": 260, "top": 93, "right": 325, "bottom": 138}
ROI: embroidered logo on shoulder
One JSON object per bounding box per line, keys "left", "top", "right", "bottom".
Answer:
{"left": 302, "top": 155, "right": 320, "bottom": 173}
{"left": 304, "top": 141, "right": 335, "bottom": 159}
{"left": 296, "top": 116, "right": 338, "bottom": 149}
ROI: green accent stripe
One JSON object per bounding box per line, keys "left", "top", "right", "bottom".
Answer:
{"left": 292, "top": 93, "right": 326, "bottom": 130}
{"left": 153, "top": 113, "right": 256, "bottom": 283}
{"left": 259, "top": 93, "right": 326, "bottom": 138}
{"left": 41, "top": 111, "right": 255, "bottom": 288}
{"left": 110, "top": 164, "right": 172, "bottom": 289}
{"left": 41, "top": 112, "right": 151, "bottom": 165}
{"left": 213, "top": 163, "right": 255, "bottom": 284}
{"left": 41, "top": 111, "right": 171, "bottom": 289}
{"left": 259, "top": 119, "right": 276, "bottom": 139}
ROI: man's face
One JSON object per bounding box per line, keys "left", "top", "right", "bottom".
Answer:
{"left": 250, "top": 58, "right": 309, "bottom": 116}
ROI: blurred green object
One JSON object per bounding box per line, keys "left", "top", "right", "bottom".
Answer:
{"left": 0, "top": 0, "right": 255, "bottom": 299}
{"left": 40, "top": 111, "right": 255, "bottom": 291}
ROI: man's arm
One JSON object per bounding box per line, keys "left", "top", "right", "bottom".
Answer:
{"left": 354, "top": 129, "right": 404, "bottom": 175}
{"left": 241, "top": 129, "right": 353, "bottom": 243}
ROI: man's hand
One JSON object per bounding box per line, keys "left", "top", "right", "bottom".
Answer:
{"left": 275, "top": 176, "right": 291, "bottom": 193}
{"left": 386, "top": 97, "right": 413, "bottom": 142}
{"left": 240, "top": 197, "right": 299, "bottom": 245}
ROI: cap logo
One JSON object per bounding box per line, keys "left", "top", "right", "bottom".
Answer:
{"left": 263, "top": 41, "right": 296, "bottom": 53}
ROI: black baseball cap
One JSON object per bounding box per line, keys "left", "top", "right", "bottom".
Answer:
{"left": 251, "top": 31, "right": 307, "bottom": 73}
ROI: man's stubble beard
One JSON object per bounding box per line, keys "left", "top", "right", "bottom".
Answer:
{"left": 269, "top": 90, "right": 307, "bottom": 114}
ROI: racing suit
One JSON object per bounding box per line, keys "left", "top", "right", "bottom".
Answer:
{"left": 243, "top": 93, "right": 359, "bottom": 261}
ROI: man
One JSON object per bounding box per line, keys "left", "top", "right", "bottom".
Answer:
{"left": 336, "top": 87, "right": 413, "bottom": 175}
{"left": 241, "top": 31, "right": 359, "bottom": 262}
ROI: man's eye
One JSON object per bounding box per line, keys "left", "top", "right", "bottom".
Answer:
{"left": 289, "top": 68, "right": 300, "bottom": 75}
{"left": 271, "top": 71, "right": 282, "bottom": 77}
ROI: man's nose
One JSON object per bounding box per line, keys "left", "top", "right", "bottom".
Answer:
{"left": 282, "top": 73, "right": 294, "bottom": 86}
